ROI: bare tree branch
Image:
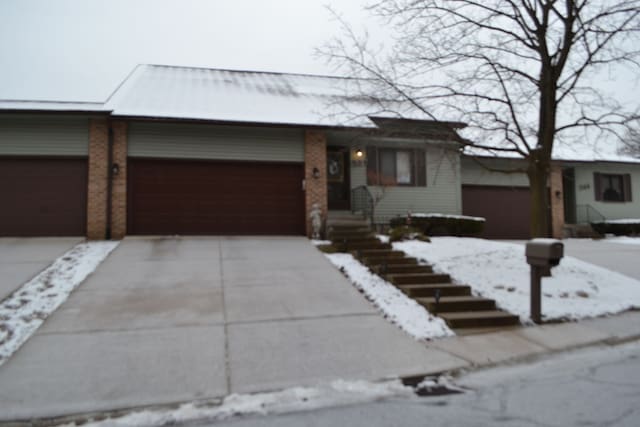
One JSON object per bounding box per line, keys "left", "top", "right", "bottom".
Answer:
{"left": 318, "top": 0, "right": 640, "bottom": 236}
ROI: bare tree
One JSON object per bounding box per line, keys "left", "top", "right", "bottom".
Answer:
{"left": 620, "top": 126, "right": 640, "bottom": 157}
{"left": 320, "top": 0, "right": 640, "bottom": 237}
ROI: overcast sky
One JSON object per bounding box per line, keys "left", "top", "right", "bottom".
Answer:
{"left": 0, "top": 0, "right": 636, "bottom": 113}
{"left": 0, "top": 0, "right": 373, "bottom": 102}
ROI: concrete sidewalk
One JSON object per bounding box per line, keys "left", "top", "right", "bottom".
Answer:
{"left": 429, "top": 310, "right": 640, "bottom": 367}
{"left": 0, "top": 237, "right": 465, "bottom": 421}
{"left": 0, "top": 237, "right": 82, "bottom": 301}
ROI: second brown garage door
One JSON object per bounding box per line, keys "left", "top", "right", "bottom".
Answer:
{"left": 462, "top": 185, "right": 532, "bottom": 239}
{"left": 128, "top": 159, "right": 305, "bottom": 235}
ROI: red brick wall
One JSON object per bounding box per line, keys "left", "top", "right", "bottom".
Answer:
{"left": 87, "top": 118, "right": 109, "bottom": 239}
{"left": 304, "top": 130, "right": 328, "bottom": 237}
{"left": 111, "top": 121, "right": 128, "bottom": 239}
{"left": 550, "top": 164, "right": 565, "bottom": 239}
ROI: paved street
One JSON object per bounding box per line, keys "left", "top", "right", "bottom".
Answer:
{"left": 198, "top": 341, "right": 640, "bottom": 427}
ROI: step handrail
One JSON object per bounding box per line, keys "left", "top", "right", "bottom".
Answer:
{"left": 351, "top": 185, "right": 374, "bottom": 221}
{"left": 575, "top": 204, "right": 606, "bottom": 224}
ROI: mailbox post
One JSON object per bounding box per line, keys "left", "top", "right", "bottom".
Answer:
{"left": 525, "top": 239, "right": 564, "bottom": 324}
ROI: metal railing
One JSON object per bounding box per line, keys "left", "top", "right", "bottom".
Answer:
{"left": 351, "top": 186, "right": 374, "bottom": 221}
{"left": 575, "top": 204, "right": 606, "bottom": 224}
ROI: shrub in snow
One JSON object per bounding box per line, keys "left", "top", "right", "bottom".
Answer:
{"left": 389, "top": 225, "right": 431, "bottom": 243}
{"left": 390, "top": 213, "right": 485, "bottom": 237}
{"left": 591, "top": 220, "right": 640, "bottom": 236}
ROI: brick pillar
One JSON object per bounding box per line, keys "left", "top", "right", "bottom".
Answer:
{"left": 550, "top": 165, "right": 565, "bottom": 239}
{"left": 304, "top": 130, "right": 328, "bottom": 237}
{"left": 87, "top": 118, "right": 109, "bottom": 240}
{"left": 110, "top": 121, "right": 128, "bottom": 239}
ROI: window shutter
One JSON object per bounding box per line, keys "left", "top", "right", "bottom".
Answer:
{"left": 593, "top": 173, "right": 602, "bottom": 201}
{"left": 366, "top": 146, "right": 378, "bottom": 185}
{"left": 623, "top": 173, "right": 632, "bottom": 202}
{"left": 415, "top": 149, "right": 427, "bottom": 187}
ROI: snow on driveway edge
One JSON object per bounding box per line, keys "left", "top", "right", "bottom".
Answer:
{"left": 67, "top": 379, "right": 414, "bottom": 427}
{"left": 0, "top": 241, "right": 119, "bottom": 366}
{"left": 325, "top": 253, "right": 454, "bottom": 340}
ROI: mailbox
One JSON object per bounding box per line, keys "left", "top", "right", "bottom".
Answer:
{"left": 526, "top": 239, "right": 564, "bottom": 324}
{"left": 526, "top": 239, "right": 564, "bottom": 268}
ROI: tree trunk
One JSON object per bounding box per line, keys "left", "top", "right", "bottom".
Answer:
{"left": 528, "top": 65, "right": 556, "bottom": 238}
{"left": 527, "top": 152, "right": 551, "bottom": 238}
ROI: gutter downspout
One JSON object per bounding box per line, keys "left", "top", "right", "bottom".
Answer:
{"left": 106, "top": 123, "right": 114, "bottom": 240}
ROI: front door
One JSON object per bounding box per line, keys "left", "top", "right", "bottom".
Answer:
{"left": 327, "top": 148, "right": 350, "bottom": 210}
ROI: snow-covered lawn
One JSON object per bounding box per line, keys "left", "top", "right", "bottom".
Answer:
{"left": 395, "top": 237, "right": 640, "bottom": 322}
{"left": 325, "top": 253, "right": 454, "bottom": 339}
{"left": 597, "top": 219, "right": 640, "bottom": 224}
{"left": 0, "top": 241, "right": 119, "bottom": 366}
{"left": 65, "top": 379, "right": 415, "bottom": 427}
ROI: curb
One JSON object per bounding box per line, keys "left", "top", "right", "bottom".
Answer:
{"left": 2, "top": 311, "right": 640, "bottom": 426}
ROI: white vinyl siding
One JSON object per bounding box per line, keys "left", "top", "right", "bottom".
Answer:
{"left": 128, "top": 122, "right": 304, "bottom": 162}
{"left": 350, "top": 144, "right": 462, "bottom": 221}
{"left": 0, "top": 115, "right": 89, "bottom": 156}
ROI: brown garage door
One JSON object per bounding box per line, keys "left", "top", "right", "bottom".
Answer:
{"left": 0, "top": 158, "right": 87, "bottom": 236}
{"left": 462, "top": 185, "right": 532, "bottom": 239}
{"left": 128, "top": 158, "right": 305, "bottom": 235}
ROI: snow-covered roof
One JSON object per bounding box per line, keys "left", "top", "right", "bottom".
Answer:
{"left": 0, "top": 63, "right": 636, "bottom": 164}
{"left": 552, "top": 144, "right": 640, "bottom": 164}
{"left": 464, "top": 145, "right": 640, "bottom": 165}
{"left": 103, "top": 64, "right": 428, "bottom": 128}
{"left": 0, "top": 99, "right": 107, "bottom": 112}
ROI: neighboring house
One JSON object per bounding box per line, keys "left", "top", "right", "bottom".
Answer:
{"left": 461, "top": 155, "right": 640, "bottom": 239}
{"left": 0, "top": 64, "right": 465, "bottom": 239}
{"left": 562, "top": 160, "right": 639, "bottom": 225}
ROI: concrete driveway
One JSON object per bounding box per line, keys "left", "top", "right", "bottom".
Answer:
{"left": 0, "top": 237, "right": 83, "bottom": 301}
{"left": 561, "top": 239, "right": 640, "bottom": 281}
{"left": 0, "top": 236, "right": 465, "bottom": 421}
{"left": 505, "top": 238, "right": 640, "bottom": 281}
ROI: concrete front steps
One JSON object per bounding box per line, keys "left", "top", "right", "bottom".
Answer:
{"left": 327, "top": 221, "right": 519, "bottom": 331}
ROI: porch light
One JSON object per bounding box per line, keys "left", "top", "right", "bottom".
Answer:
{"left": 355, "top": 148, "right": 364, "bottom": 158}
{"left": 312, "top": 167, "right": 321, "bottom": 179}
{"left": 111, "top": 163, "right": 120, "bottom": 176}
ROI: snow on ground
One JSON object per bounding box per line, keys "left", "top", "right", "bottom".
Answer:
{"left": 65, "top": 379, "right": 414, "bottom": 427}
{"left": 597, "top": 219, "right": 640, "bottom": 224}
{"left": 325, "top": 253, "right": 454, "bottom": 339}
{"left": 395, "top": 238, "right": 640, "bottom": 322}
{"left": 311, "top": 239, "right": 332, "bottom": 246}
{"left": 410, "top": 213, "right": 486, "bottom": 222}
{"left": 0, "top": 241, "right": 119, "bottom": 366}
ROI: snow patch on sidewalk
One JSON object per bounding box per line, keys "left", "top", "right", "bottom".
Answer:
{"left": 325, "top": 253, "right": 454, "bottom": 339}
{"left": 0, "top": 241, "right": 119, "bottom": 366}
{"left": 65, "top": 379, "right": 414, "bottom": 427}
{"left": 395, "top": 237, "right": 640, "bottom": 322}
